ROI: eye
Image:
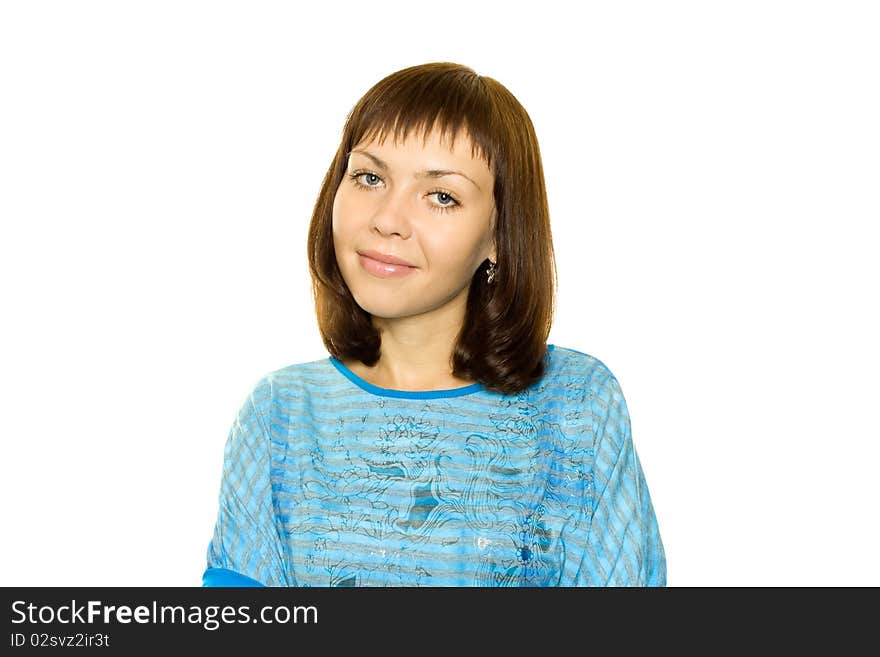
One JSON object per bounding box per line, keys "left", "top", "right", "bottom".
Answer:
{"left": 426, "top": 189, "right": 461, "bottom": 214}
{"left": 348, "top": 171, "right": 382, "bottom": 188}
{"left": 347, "top": 170, "right": 462, "bottom": 214}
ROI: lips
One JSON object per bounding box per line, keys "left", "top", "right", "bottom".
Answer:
{"left": 357, "top": 249, "right": 416, "bottom": 268}
{"left": 358, "top": 253, "right": 418, "bottom": 278}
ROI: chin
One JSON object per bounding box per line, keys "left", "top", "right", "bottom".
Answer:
{"left": 347, "top": 285, "right": 391, "bottom": 311}
{"left": 353, "top": 300, "right": 410, "bottom": 320}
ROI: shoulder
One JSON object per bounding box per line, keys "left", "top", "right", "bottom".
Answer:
{"left": 546, "top": 344, "right": 625, "bottom": 400}
{"left": 238, "top": 355, "right": 329, "bottom": 421}
{"left": 255, "top": 354, "right": 330, "bottom": 395}
{"left": 546, "top": 345, "right": 631, "bottom": 439}
{"left": 550, "top": 346, "right": 634, "bottom": 461}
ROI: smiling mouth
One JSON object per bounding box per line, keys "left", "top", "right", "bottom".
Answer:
{"left": 357, "top": 250, "right": 417, "bottom": 268}
{"left": 357, "top": 253, "right": 418, "bottom": 278}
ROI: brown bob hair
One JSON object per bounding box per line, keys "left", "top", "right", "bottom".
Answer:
{"left": 307, "top": 62, "right": 557, "bottom": 395}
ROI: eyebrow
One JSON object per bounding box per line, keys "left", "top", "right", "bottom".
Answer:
{"left": 349, "top": 149, "right": 481, "bottom": 191}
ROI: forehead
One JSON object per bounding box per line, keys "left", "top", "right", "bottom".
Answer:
{"left": 351, "top": 126, "right": 489, "bottom": 170}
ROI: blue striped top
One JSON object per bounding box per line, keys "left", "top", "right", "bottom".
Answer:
{"left": 202, "top": 344, "right": 666, "bottom": 587}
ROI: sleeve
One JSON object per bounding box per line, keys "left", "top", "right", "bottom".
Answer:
{"left": 581, "top": 364, "right": 666, "bottom": 586}
{"left": 202, "top": 375, "right": 293, "bottom": 587}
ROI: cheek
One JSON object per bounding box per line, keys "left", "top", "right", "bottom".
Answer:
{"left": 421, "top": 231, "right": 480, "bottom": 272}
{"left": 331, "top": 189, "right": 356, "bottom": 241}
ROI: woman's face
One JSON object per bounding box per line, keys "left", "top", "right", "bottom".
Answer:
{"left": 332, "top": 127, "right": 497, "bottom": 322}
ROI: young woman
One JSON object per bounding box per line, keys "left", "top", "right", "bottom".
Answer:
{"left": 203, "top": 62, "right": 666, "bottom": 587}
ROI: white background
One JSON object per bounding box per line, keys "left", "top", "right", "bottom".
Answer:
{"left": 1, "top": 1, "right": 877, "bottom": 587}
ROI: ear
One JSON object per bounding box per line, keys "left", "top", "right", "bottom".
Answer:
{"left": 485, "top": 234, "right": 497, "bottom": 263}
{"left": 488, "top": 208, "right": 497, "bottom": 262}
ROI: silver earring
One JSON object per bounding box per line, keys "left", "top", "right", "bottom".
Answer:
{"left": 486, "top": 260, "right": 496, "bottom": 284}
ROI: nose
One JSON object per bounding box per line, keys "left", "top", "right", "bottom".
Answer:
{"left": 369, "top": 188, "right": 415, "bottom": 237}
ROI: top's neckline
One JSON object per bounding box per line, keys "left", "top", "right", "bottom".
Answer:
{"left": 328, "top": 344, "right": 555, "bottom": 400}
